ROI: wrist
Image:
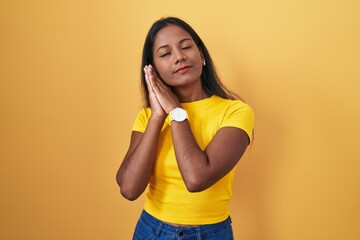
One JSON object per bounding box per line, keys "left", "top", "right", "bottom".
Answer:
{"left": 166, "top": 103, "right": 181, "bottom": 114}
{"left": 150, "top": 114, "right": 166, "bottom": 121}
{"left": 166, "top": 107, "right": 188, "bottom": 125}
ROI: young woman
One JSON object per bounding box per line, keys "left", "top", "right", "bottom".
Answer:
{"left": 116, "top": 17, "right": 255, "bottom": 240}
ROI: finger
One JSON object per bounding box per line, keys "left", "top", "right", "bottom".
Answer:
{"left": 149, "top": 65, "right": 168, "bottom": 91}
{"left": 149, "top": 65, "right": 161, "bottom": 80}
{"left": 143, "top": 66, "right": 150, "bottom": 86}
{"left": 144, "top": 66, "right": 154, "bottom": 93}
{"left": 148, "top": 68, "right": 161, "bottom": 93}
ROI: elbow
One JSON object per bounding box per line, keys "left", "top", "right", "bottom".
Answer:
{"left": 116, "top": 176, "right": 141, "bottom": 201}
{"left": 120, "top": 187, "right": 140, "bottom": 201}
{"left": 184, "top": 176, "right": 209, "bottom": 193}
{"left": 186, "top": 185, "right": 204, "bottom": 193}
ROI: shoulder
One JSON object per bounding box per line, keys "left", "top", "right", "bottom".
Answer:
{"left": 213, "top": 95, "right": 255, "bottom": 126}
{"left": 135, "top": 107, "right": 152, "bottom": 119}
{"left": 212, "top": 96, "right": 254, "bottom": 113}
{"left": 212, "top": 96, "right": 255, "bottom": 141}
{"left": 132, "top": 107, "right": 153, "bottom": 133}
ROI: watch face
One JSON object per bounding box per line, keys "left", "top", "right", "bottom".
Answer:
{"left": 172, "top": 108, "right": 187, "bottom": 122}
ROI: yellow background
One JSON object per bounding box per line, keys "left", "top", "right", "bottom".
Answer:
{"left": 1, "top": 0, "right": 359, "bottom": 239}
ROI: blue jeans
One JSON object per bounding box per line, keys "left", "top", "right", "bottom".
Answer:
{"left": 132, "top": 210, "right": 234, "bottom": 240}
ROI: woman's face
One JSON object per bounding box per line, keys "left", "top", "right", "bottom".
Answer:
{"left": 152, "top": 24, "right": 204, "bottom": 88}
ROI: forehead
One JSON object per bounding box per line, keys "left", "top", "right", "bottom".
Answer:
{"left": 153, "top": 24, "right": 193, "bottom": 48}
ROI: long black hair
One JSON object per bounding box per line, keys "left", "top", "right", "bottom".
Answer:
{"left": 141, "top": 17, "right": 238, "bottom": 107}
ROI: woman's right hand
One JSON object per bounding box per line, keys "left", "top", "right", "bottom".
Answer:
{"left": 144, "top": 65, "right": 167, "bottom": 118}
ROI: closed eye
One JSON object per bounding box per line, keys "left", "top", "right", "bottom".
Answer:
{"left": 182, "top": 46, "right": 192, "bottom": 50}
{"left": 160, "top": 52, "right": 170, "bottom": 57}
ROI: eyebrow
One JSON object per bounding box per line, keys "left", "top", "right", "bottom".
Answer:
{"left": 156, "top": 38, "right": 192, "bottom": 52}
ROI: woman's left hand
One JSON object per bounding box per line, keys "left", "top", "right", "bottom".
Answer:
{"left": 146, "top": 65, "right": 180, "bottom": 113}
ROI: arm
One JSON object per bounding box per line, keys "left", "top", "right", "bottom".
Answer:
{"left": 171, "top": 121, "right": 249, "bottom": 192}
{"left": 146, "top": 65, "right": 251, "bottom": 192}
{"left": 116, "top": 65, "right": 167, "bottom": 200}
{"left": 116, "top": 115, "right": 165, "bottom": 201}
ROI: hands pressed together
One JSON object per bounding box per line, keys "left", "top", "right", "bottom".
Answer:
{"left": 144, "top": 65, "right": 180, "bottom": 117}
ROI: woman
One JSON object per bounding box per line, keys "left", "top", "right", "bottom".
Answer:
{"left": 116, "top": 17, "right": 255, "bottom": 240}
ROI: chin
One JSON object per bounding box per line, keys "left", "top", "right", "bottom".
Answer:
{"left": 167, "top": 75, "right": 201, "bottom": 86}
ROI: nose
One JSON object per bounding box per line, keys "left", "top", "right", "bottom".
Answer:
{"left": 175, "top": 55, "right": 186, "bottom": 64}
{"left": 174, "top": 52, "right": 187, "bottom": 64}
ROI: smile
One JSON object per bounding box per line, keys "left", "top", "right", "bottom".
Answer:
{"left": 174, "top": 66, "right": 191, "bottom": 74}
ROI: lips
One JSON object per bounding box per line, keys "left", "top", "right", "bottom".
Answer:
{"left": 174, "top": 66, "right": 191, "bottom": 73}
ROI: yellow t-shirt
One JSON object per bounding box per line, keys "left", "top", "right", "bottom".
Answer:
{"left": 132, "top": 95, "right": 255, "bottom": 225}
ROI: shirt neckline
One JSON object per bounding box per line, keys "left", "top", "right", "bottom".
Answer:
{"left": 180, "top": 95, "right": 219, "bottom": 109}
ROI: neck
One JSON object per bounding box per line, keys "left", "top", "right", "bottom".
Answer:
{"left": 172, "top": 87, "right": 209, "bottom": 103}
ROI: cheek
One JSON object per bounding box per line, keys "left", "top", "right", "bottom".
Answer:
{"left": 154, "top": 63, "right": 170, "bottom": 81}
{"left": 159, "top": 72, "right": 172, "bottom": 84}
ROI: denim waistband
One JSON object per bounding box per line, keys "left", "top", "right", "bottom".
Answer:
{"left": 138, "top": 210, "right": 232, "bottom": 239}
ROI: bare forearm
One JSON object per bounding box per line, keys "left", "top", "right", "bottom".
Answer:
{"left": 117, "top": 116, "right": 165, "bottom": 200}
{"left": 172, "top": 121, "right": 250, "bottom": 192}
{"left": 171, "top": 121, "right": 211, "bottom": 192}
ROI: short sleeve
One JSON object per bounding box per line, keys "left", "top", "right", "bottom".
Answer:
{"left": 220, "top": 101, "right": 255, "bottom": 142}
{"left": 132, "top": 108, "right": 151, "bottom": 133}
